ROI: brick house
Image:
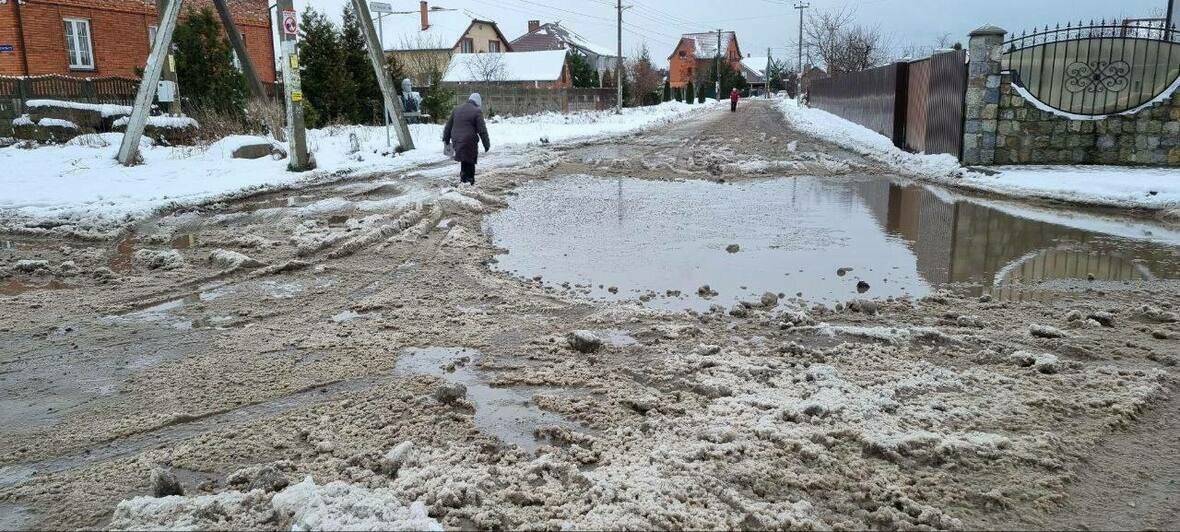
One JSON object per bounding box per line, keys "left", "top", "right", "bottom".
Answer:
{"left": 667, "top": 31, "right": 741, "bottom": 88}
{"left": 0, "top": 0, "right": 276, "bottom": 81}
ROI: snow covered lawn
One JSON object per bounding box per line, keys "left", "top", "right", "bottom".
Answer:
{"left": 776, "top": 98, "right": 1180, "bottom": 212}
{"left": 0, "top": 101, "right": 712, "bottom": 229}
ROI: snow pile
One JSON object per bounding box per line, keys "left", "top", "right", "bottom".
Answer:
{"left": 273, "top": 477, "right": 442, "bottom": 531}
{"left": 111, "top": 115, "right": 199, "bottom": 129}
{"left": 0, "top": 101, "right": 708, "bottom": 231}
{"left": 108, "top": 476, "right": 441, "bottom": 531}
{"left": 954, "top": 165, "right": 1180, "bottom": 211}
{"left": 37, "top": 118, "right": 79, "bottom": 129}
{"left": 776, "top": 98, "right": 1180, "bottom": 211}
{"left": 776, "top": 98, "right": 964, "bottom": 180}
{"left": 25, "top": 99, "right": 132, "bottom": 117}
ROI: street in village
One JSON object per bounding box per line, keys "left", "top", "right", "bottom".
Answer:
{"left": 1, "top": 100, "right": 1178, "bottom": 529}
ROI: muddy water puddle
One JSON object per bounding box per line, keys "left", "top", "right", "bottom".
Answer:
{"left": 485, "top": 175, "right": 1180, "bottom": 308}
{"left": 397, "top": 347, "right": 586, "bottom": 451}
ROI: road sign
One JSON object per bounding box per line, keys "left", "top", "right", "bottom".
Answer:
{"left": 281, "top": 10, "right": 298, "bottom": 35}
{"left": 0, "top": 45, "right": 13, "bottom": 53}
{"left": 370, "top": 2, "right": 393, "bottom": 14}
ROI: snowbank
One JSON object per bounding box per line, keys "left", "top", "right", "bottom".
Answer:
{"left": 0, "top": 101, "right": 708, "bottom": 230}
{"left": 26, "top": 99, "right": 132, "bottom": 118}
{"left": 776, "top": 98, "right": 1180, "bottom": 211}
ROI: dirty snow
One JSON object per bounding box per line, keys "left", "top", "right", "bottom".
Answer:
{"left": 108, "top": 476, "right": 441, "bottom": 531}
{"left": 777, "top": 98, "right": 1180, "bottom": 211}
{"left": 0, "top": 101, "right": 709, "bottom": 231}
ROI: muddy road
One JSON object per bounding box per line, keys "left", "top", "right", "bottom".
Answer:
{"left": 1, "top": 100, "right": 1178, "bottom": 530}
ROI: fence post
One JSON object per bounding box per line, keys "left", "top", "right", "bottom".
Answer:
{"left": 962, "top": 25, "right": 1006, "bottom": 165}
{"left": 892, "top": 61, "right": 909, "bottom": 149}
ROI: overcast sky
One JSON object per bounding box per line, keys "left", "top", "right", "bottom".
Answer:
{"left": 293, "top": 0, "right": 1167, "bottom": 66}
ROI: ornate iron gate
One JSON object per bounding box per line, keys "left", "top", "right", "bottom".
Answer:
{"left": 1001, "top": 20, "right": 1180, "bottom": 116}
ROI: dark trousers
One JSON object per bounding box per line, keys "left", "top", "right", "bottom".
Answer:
{"left": 460, "top": 161, "right": 476, "bottom": 184}
{"left": 730, "top": 101, "right": 737, "bottom": 112}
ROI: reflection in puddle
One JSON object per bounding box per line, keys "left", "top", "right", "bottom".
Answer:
{"left": 100, "top": 286, "right": 235, "bottom": 330}
{"left": 485, "top": 175, "right": 1180, "bottom": 308}
{"left": 397, "top": 347, "right": 583, "bottom": 451}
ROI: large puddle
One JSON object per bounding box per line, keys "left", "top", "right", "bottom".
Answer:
{"left": 485, "top": 175, "right": 1180, "bottom": 308}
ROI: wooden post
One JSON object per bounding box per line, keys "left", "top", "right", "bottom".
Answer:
{"left": 154, "top": 0, "right": 182, "bottom": 115}
{"left": 211, "top": 0, "right": 285, "bottom": 141}
{"left": 277, "top": 0, "right": 311, "bottom": 170}
{"left": 117, "top": 0, "right": 183, "bottom": 166}
{"left": 349, "top": 0, "right": 414, "bottom": 151}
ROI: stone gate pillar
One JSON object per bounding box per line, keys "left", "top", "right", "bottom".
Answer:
{"left": 962, "top": 25, "right": 1006, "bottom": 165}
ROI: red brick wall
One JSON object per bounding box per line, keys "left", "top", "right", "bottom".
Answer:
{"left": 667, "top": 36, "right": 742, "bottom": 88}
{"left": 0, "top": 0, "right": 274, "bottom": 81}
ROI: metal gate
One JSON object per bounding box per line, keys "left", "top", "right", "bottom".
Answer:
{"left": 904, "top": 50, "right": 967, "bottom": 157}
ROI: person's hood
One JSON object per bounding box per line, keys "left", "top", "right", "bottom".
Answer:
{"left": 468, "top": 93, "right": 482, "bottom": 108}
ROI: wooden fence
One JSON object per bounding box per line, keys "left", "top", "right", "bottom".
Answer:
{"left": 442, "top": 84, "right": 618, "bottom": 116}
{"left": 1, "top": 75, "right": 140, "bottom": 134}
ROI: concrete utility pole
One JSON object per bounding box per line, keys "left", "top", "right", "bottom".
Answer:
{"left": 153, "top": 0, "right": 181, "bottom": 115}
{"left": 616, "top": 0, "right": 624, "bottom": 114}
{"left": 212, "top": 0, "right": 285, "bottom": 141}
{"left": 117, "top": 0, "right": 183, "bottom": 166}
{"left": 766, "top": 48, "right": 772, "bottom": 98}
{"left": 350, "top": 0, "right": 414, "bottom": 151}
{"left": 278, "top": 0, "right": 312, "bottom": 170}
{"left": 715, "top": 29, "right": 722, "bottom": 100}
{"left": 794, "top": 2, "right": 809, "bottom": 74}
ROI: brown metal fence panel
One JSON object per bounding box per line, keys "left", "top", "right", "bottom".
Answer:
{"left": 905, "top": 59, "right": 931, "bottom": 153}
{"left": 808, "top": 63, "right": 906, "bottom": 146}
{"left": 923, "top": 50, "right": 967, "bottom": 158}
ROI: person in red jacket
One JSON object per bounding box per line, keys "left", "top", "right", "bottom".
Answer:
{"left": 729, "top": 88, "right": 740, "bottom": 112}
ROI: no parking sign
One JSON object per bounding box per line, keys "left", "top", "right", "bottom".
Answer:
{"left": 281, "top": 10, "right": 298, "bottom": 36}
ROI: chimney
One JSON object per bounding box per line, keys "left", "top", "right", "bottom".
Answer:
{"left": 420, "top": 1, "right": 429, "bottom": 31}
{"left": 528, "top": 20, "right": 540, "bottom": 33}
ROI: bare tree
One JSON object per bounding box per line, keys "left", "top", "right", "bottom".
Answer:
{"left": 804, "top": 8, "right": 889, "bottom": 75}
{"left": 627, "top": 44, "right": 661, "bottom": 106}
{"left": 464, "top": 52, "right": 508, "bottom": 83}
{"left": 394, "top": 35, "right": 453, "bottom": 86}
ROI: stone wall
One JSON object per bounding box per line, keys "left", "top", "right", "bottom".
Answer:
{"left": 993, "top": 79, "right": 1180, "bottom": 165}
{"left": 963, "top": 24, "right": 1180, "bottom": 167}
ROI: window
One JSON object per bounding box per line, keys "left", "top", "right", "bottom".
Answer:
{"left": 148, "top": 25, "right": 158, "bottom": 49}
{"left": 678, "top": 50, "right": 686, "bottom": 58}
{"left": 488, "top": 40, "right": 501, "bottom": 53}
{"left": 63, "top": 18, "right": 95, "bottom": 70}
{"left": 460, "top": 38, "right": 474, "bottom": 53}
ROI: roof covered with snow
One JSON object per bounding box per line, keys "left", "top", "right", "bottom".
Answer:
{"left": 741, "top": 57, "right": 769, "bottom": 81}
{"left": 680, "top": 32, "right": 736, "bottom": 59}
{"left": 382, "top": 7, "right": 492, "bottom": 51}
{"left": 510, "top": 23, "right": 616, "bottom": 58}
{"left": 441, "top": 50, "right": 568, "bottom": 83}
